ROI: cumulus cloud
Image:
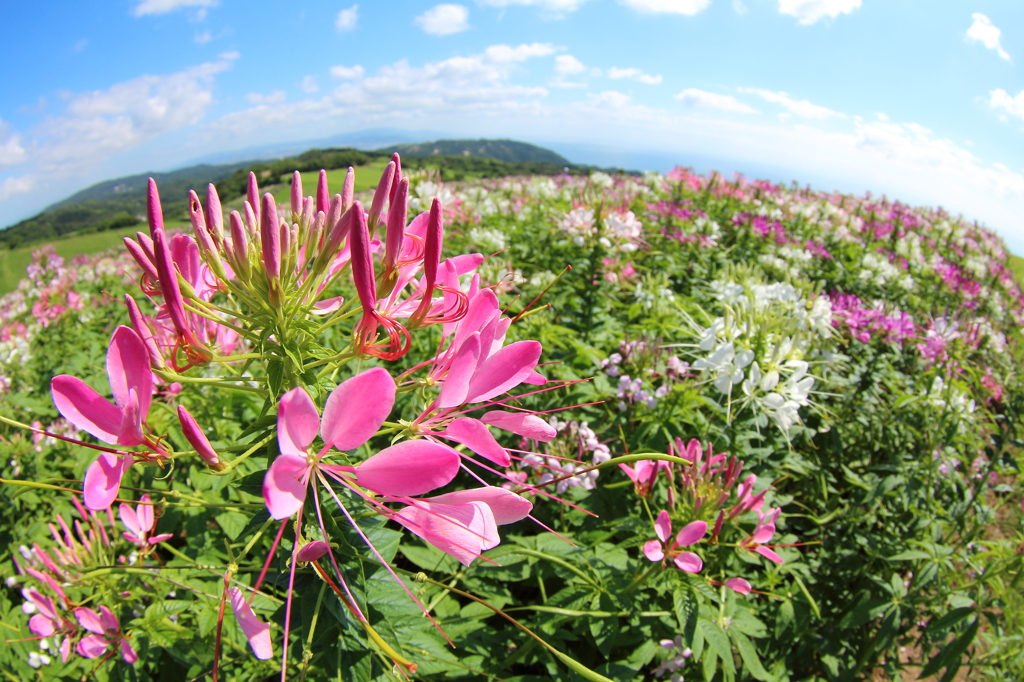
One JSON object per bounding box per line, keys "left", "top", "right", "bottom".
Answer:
{"left": 301, "top": 76, "right": 320, "bottom": 93}
{"left": 676, "top": 88, "right": 758, "bottom": 114}
{"left": 0, "top": 176, "right": 35, "bottom": 201}
{"left": 194, "top": 31, "right": 212, "bottom": 44}
{"left": 0, "top": 121, "right": 27, "bottom": 167}
{"left": 133, "top": 0, "right": 216, "bottom": 16}
{"left": 336, "top": 5, "right": 358, "bottom": 32}
{"left": 555, "top": 55, "right": 586, "bottom": 76}
{"left": 618, "top": 0, "right": 710, "bottom": 14}
{"left": 989, "top": 89, "right": 1024, "bottom": 123}
{"left": 590, "top": 91, "right": 632, "bottom": 108}
{"left": 967, "top": 14, "right": 1011, "bottom": 61}
{"left": 739, "top": 88, "right": 839, "bottom": 119}
{"left": 246, "top": 90, "right": 286, "bottom": 104}
{"left": 330, "top": 65, "right": 365, "bottom": 79}
{"left": 476, "top": 0, "right": 591, "bottom": 17}
{"left": 777, "top": 0, "right": 860, "bottom": 25}
{"left": 606, "top": 67, "right": 663, "bottom": 85}
{"left": 417, "top": 4, "right": 471, "bottom": 35}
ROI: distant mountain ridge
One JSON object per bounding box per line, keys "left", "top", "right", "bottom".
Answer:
{"left": 376, "top": 139, "right": 571, "bottom": 166}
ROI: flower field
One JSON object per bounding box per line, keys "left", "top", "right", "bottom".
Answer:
{"left": 1, "top": 159, "right": 1022, "bottom": 681}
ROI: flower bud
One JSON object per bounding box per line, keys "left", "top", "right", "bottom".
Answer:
{"left": 367, "top": 161, "right": 395, "bottom": 235}
{"left": 341, "top": 167, "right": 355, "bottom": 212}
{"left": 261, "top": 193, "right": 280, "bottom": 281}
{"left": 316, "top": 169, "right": 330, "bottom": 216}
{"left": 247, "top": 172, "right": 261, "bottom": 226}
{"left": 290, "top": 170, "right": 302, "bottom": 218}
{"left": 177, "top": 406, "right": 224, "bottom": 471}
{"left": 205, "top": 183, "right": 224, "bottom": 245}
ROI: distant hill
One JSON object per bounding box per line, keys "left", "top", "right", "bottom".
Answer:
{"left": 377, "top": 139, "right": 571, "bottom": 166}
{"left": 0, "top": 138, "right": 627, "bottom": 248}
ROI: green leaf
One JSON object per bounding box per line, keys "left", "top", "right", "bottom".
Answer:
{"left": 699, "top": 618, "right": 735, "bottom": 675}
{"left": 839, "top": 598, "right": 891, "bottom": 629}
{"left": 886, "top": 550, "right": 931, "bottom": 561}
{"left": 927, "top": 607, "right": 975, "bottom": 634}
{"left": 731, "top": 630, "right": 773, "bottom": 681}
{"left": 673, "top": 583, "right": 699, "bottom": 644}
{"left": 215, "top": 510, "right": 249, "bottom": 541}
{"left": 920, "top": 618, "right": 979, "bottom": 678}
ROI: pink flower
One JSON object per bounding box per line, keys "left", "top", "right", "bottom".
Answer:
{"left": 740, "top": 508, "right": 784, "bottom": 564}
{"left": 51, "top": 326, "right": 155, "bottom": 509}
{"left": 643, "top": 510, "right": 707, "bottom": 573}
{"left": 229, "top": 587, "right": 273, "bottom": 660}
{"left": 724, "top": 577, "right": 752, "bottom": 595}
{"left": 119, "top": 495, "right": 173, "bottom": 546}
{"left": 73, "top": 606, "right": 137, "bottom": 663}
{"left": 262, "top": 369, "right": 461, "bottom": 520}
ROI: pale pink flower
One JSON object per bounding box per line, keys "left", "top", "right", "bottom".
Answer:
{"left": 643, "top": 510, "right": 707, "bottom": 573}
{"left": 119, "top": 495, "right": 173, "bottom": 546}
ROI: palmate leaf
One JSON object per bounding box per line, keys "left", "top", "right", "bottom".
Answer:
{"left": 920, "top": 617, "right": 980, "bottom": 679}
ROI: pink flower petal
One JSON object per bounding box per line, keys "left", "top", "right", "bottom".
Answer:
{"left": 29, "top": 614, "right": 55, "bottom": 637}
{"left": 277, "top": 387, "right": 320, "bottom": 457}
{"left": 425, "top": 486, "right": 532, "bottom": 525}
{"left": 119, "top": 503, "right": 142, "bottom": 538}
{"left": 120, "top": 640, "right": 138, "bottom": 664}
{"left": 117, "top": 388, "right": 146, "bottom": 447}
{"left": 466, "top": 340, "right": 542, "bottom": 403}
{"left": 297, "top": 541, "right": 329, "bottom": 562}
{"left": 754, "top": 545, "right": 784, "bottom": 564}
{"left": 449, "top": 289, "right": 499, "bottom": 348}
{"left": 229, "top": 587, "right": 273, "bottom": 660}
{"left": 321, "top": 368, "right": 396, "bottom": 451}
{"left": 148, "top": 533, "right": 173, "bottom": 544}
{"left": 51, "top": 375, "right": 122, "bottom": 444}
{"left": 98, "top": 606, "right": 119, "bottom": 634}
{"left": 26, "top": 590, "right": 57, "bottom": 621}
{"left": 76, "top": 634, "right": 110, "bottom": 658}
{"left": 262, "top": 453, "right": 310, "bottom": 520}
{"left": 83, "top": 453, "right": 132, "bottom": 511}
{"left": 311, "top": 296, "right": 344, "bottom": 315}
{"left": 673, "top": 551, "right": 703, "bottom": 573}
{"left": 136, "top": 494, "right": 155, "bottom": 533}
{"left": 177, "top": 405, "right": 220, "bottom": 466}
{"left": 74, "top": 607, "right": 106, "bottom": 635}
{"left": 724, "top": 577, "right": 752, "bottom": 595}
{"left": 675, "top": 520, "right": 708, "bottom": 547}
{"left": 354, "top": 440, "right": 460, "bottom": 497}
{"left": 123, "top": 532, "right": 144, "bottom": 546}
{"left": 106, "top": 326, "right": 152, "bottom": 419}
{"left": 443, "top": 417, "right": 510, "bottom": 467}
{"left": 480, "top": 410, "right": 557, "bottom": 442}
{"left": 60, "top": 635, "right": 71, "bottom": 662}
{"left": 752, "top": 524, "right": 776, "bottom": 544}
{"left": 643, "top": 539, "right": 665, "bottom": 562}
{"left": 394, "top": 500, "right": 497, "bottom": 566}
{"left": 437, "top": 334, "right": 481, "bottom": 409}
{"left": 654, "top": 510, "right": 672, "bottom": 543}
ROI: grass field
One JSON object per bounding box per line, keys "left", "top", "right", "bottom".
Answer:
{"left": 0, "top": 161, "right": 393, "bottom": 296}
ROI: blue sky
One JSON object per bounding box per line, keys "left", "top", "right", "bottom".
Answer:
{"left": 1, "top": 1, "right": 1023, "bottom": 250}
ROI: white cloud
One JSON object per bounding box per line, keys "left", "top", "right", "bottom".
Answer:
{"left": 133, "top": 0, "right": 216, "bottom": 16}
{"left": 217, "top": 50, "right": 240, "bottom": 61}
{"left": 732, "top": 0, "right": 747, "bottom": 14}
{"left": 246, "top": 90, "right": 286, "bottom": 104}
{"left": 301, "top": 75, "right": 320, "bottom": 93}
{"left": 0, "top": 121, "right": 27, "bottom": 167}
{"left": 335, "top": 5, "right": 358, "bottom": 32}
{"left": 194, "top": 31, "right": 212, "bottom": 44}
{"left": 555, "top": 55, "right": 586, "bottom": 76}
{"left": 739, "top": 88, "right": 839, "bottom": 119}
{"left": 967, "top": 14, "right": 1011, "bottom": 61}
{"left": 330, "top": 65, "right": 365, "bottom": 79}
{"left": 606, "top": 67, "right": 663, "bottom": 85}
{"left": 416, "top": 4, "right": 471, "bottom": 35}
{"left": 989, "top": 89, "right": 1024, "bottom": 123}
{"left": 590, "top": 91, "right": 632, "bottom": 108}
{"left": 777, "top": 0, "right": 860, "bottom": 25}
{"left": 0, "top": 176, "right": 34, "bottom": 201}
{"left": 618, "top": 0, "right": 710, "bottom": 15}
{"left": 676, "top": 89, "right": 758, "bottom": 114}
{"left": 476, "top": 0, "right": 591, "bottom": 17}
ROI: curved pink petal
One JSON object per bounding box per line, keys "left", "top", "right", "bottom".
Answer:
{"left": 26, "top": 591, "right": 57, "bottom": 621}
{"left": 466, "top": 340, "right": 542, "bottom": 403}
{"left": 426, "top": 486, "right": 532, "bottom": 525}
{"left": 446, "top": 253, "right": 485, "bottom": 275}
{"left": 51, "top": 375, "right": 122, "bottom": 444}
{"left": 98, "top": 606, "right": 119, "bottom": 634}
{"left": 480, "top": 410, "right": 557, "bottom": 441}
{"left": 117, "top": 388, "right": 146, "bottom": 447}
{"left": 29, "top": 614, "right": 55, "bottom": 637}
{"left": 643, "top": 539, "right": 664, "bottom": 562}
{"left": 263, "top": 453, "right": 310, "bottom": 520}
{"left": 523, "top": 370, "right": 547, "bottom": 386}
{"left": 119, "top": 503, "right": 143, "bottom": 538}
{"left": 394, "top": 500, "right": 497, "bottom": 566}
{"left": 74, "top": 607, "right": 106, "bottom": 635}
{"left": 177, "top": 405, "right": 221, "bottom": 466}
{"left": 675, "top": 520, "right": 708, "bottom": 547}
{"left": 83, "top": 453, "right": 132, "bottom": 511}
{"left": 354, "top": 440, "right": 459, "bottom": 497}
{"left": 673, "top": 551, "right": 703, "bottom": 573}
{"left": 277, "top": 387, "right": 320, "bottom": 456}
{"left": 654, "top": 510, "right": 672, "bottom": 543}
{"left": 752, "top": 524, "right": 776, "bottom": 544}
{"left": 229, "top": 588, "right": 273, "bottom": 660}
{"left": 450, "top": 289, "right": 499, "bottom": 349}
{"left": 120, "top": 640, "right": 138, "bottom": 664}
{"left": 106, "top": 326, "right": 152, "bottom": 418}
{"left": 77, "top": 634, "right": 110, "bottom": 658}
{"left": 321, "top": 368, "right": 396, "bottom": 451}
{"left": 148, "top": 533, "right": 173, "bottom": 544}
{"left": 123, "top": 532, "right": 144, "bottom": 546}
{"left": 724, "top": 577, "right": 752, "bottom": 595}
{"left": 437, "top": 334, "right": 481, "bottom": 409}
{"left": 311, "top": 296, "right": 344, "bottom": 315}
{"left": 443, "top": 417, "right": 510, "bottom": 467}
{"left": 754, "top": 545, "right": 784, "bottom": 564}
{"left": 297, "top": 541, "right": 329, "bottom": 562}
{"left": 60, "top": 635, "right": 72, "bottom": 662}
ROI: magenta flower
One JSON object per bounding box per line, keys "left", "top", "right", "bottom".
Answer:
{"left": 724, "top": 577, "right": 752, "bottom": 594}
{"left": 643, "top": 510, "right": 707, "bottom": 573}
{"left": 119, "top": 495, "right": 173, "bottom": 546}
{"left": 25, "top": 590, "right": 74, "bottom": 662}
{"left": 228, "top": 587, "right": 273, "bottom": 660}
{"left": 740, "top": 507, "right": 783, "bottom": 564}
{"left": 51, "top": 326, "right": 156, "bottom": 510}
{"left": 262, "top": 368, "right": 461, "bottom": 520}
{"left": 73, "top": 606, "right": 137, "bottom": 663}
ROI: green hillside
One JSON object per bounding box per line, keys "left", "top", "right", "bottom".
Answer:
{"left": 377, "top": 138, "right": 571, "bottom": 165}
